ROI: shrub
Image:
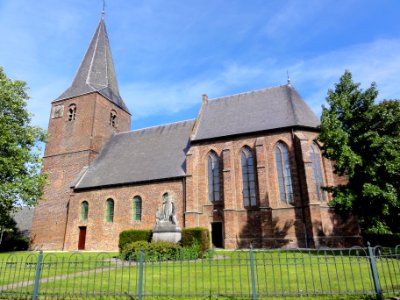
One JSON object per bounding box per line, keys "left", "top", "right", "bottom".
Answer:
{"left": 118, "top": 229, "right": 152, "bottom": 252}
{"left": 178, "top": 242, "right": 200, "bottom": 260}
{"left": 181, "top": 228, "right": 210, "bottom": 256}
{"left": 121, "top": 240, "right": 185, "bottom": 261}
{"left": 0, "top": 235, "right": 29, "bottom": 252}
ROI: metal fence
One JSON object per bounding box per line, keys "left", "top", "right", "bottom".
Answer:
{"left": 0, "top": 244, "right": 399, "bottom": 299}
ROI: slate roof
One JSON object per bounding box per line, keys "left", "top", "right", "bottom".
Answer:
{"left": 74, "top": 120, "right": 195, "bottom": 189}
{"left": 54, "top": 18, "right": 130, "bottom": 114}
{"left": 12, "top": 207, "right": 35, "bottom": 237}
{"left": 192, "top": 85, "right": 320, "bottom": 141}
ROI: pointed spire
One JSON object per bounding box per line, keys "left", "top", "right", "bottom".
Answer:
{"left": 54, "top": 18, "right": 130, "bottom": 114}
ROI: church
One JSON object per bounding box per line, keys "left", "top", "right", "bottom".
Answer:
{"left": 30, "top": 17, "right": 360, "bottom": 251}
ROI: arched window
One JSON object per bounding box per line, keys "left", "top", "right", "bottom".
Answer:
{"left": 133, "top": 196, "right": 142, "bottom": 221}
{"left": 68, "top": 104, "right": 76, "bottom": 121}
{"left": 310, "top": 143, "right": 326, "bottom": 202}
{"left": 241, "top": 147, "right": 257, "bottom": 207}
{"left": 275, "top": 142, "right": 294, "bottom": 204}
{"left": 207, "top": 152, "right": 220, "bottom": 202}
{"left": 80, "top": 201, "right": 88, "bottom": 221}
{"left": 105, "top": 198, "right": 114, "bottom": 222}
{"left": 110, "top": 110, "right": 117, "bottom": 128}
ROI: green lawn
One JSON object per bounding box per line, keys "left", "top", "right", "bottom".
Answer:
{"left": 0, "top": 250, "right": 398, "bottom": 299}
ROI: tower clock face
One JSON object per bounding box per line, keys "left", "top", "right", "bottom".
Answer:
{"left": 52, "top": 105, "right": 64, "bottom": 118}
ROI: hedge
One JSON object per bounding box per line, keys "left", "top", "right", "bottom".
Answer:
{"left": 120, "top": 240, "right": 200, "bottom": 261}
{"left": 181, "top": 227, "right": 210, "bottom": 255}
{"left": 118, "top": 229, "right": 152, "bottom": 252}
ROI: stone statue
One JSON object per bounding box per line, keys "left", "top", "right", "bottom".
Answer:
{"left": 152, "top": 192, "right": 181, "bottom": 243}
{"left": 155, "top": 208, "right": 162, "bottom": 224}
{"left": 160, "top": 193, "right": 176, "bottom": 225}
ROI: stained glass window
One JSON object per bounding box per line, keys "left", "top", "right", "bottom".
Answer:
{"left": 106, "top": 199, "right": 114, "bottom": 222}
{"left": 275, "top": 142, "right": 294, "bottom": 204}
{"left": 241, "top": 147, "right": 257, "bottom": 207}
{"left": 133, "top": 196, "right": 142, "bottom": 221}
{"left": 80, "top": 201, "right": 88, "bottom": 221}
{"left": 310, "top": 143, "right": 326, "bottom": 202}
{"left": 208, "top": 152, "right": 221, "bottom": 202}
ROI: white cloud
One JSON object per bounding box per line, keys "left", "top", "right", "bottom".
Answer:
{"left": 121, "top": 38, "right": 400, "bottom": 120}
{"left": 3, "top": 1, "right": 399, "bottom": 131}
{"left": 263, "top": 0, "right": 328, "bottom": 38}
{"left": 291, "top": 38, "right": 400, "bottom": 115}
{"left": 121, "top": 78, "right": 223, "bottom": 119}
{"left": 27, "top": 80, "right": 70, "bottom": 129}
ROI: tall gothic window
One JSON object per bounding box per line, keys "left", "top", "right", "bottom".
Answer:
{"left": 133, "top": 196, "right": 142, "bottom": 221}
{"left": 310, "top": 143, "right": 326, "bottom": 202}
{"left": 241, "top": 147, "right": 257, "bottom": 207}
{"left": 110, "top": 110, "right": 117, "bottom": 128}
{"left": 207, "top": 152, "right": 220, "bottom": 202}
{"left": 68, "top": 104, "right": 76, "bottom": 121}
{"left": 80, "top": 201, "right": 88, "bottom": 221}
{"left": 275, "top": 142, "right": 294, "bottom": 204}
{"left": 105, "top": 198, "right": 114, "bottom": 222}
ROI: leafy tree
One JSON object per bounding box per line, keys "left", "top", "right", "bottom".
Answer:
{"left": 0, "top": 67, "right": 46, "bottom": 228}
{"left": 0, "top": 214, "right": 15, "bottom": 245}
{"left": 318, "top": 70, "right": 400, "bottom": 234}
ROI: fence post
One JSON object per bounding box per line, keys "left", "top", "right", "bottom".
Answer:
{"left": 249, "top": 243, "right": 257, "bottom": 300}
{"left": 367, "top": 242, "right": 383, "bottom": 300}
{"left": 138, "top": 249, "right": 144, "bottom": 300}
{"left": 32, "top": 250, "right": 43, "bottom": 300}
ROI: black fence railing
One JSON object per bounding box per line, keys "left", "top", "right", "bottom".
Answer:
{"left": 0, "top": 244, "right": 399, "bottom": 299}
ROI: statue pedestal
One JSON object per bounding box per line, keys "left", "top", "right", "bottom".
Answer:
{"left": 152, "top": 222, "right": 182, "bottom": 243}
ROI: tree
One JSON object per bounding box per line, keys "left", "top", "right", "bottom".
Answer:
{"left": 0, "top": 214, "right": 15, "bottom": 245}
{"left": 318, "top": 70, "right": 400, "bottom": 234}
{"left": 0, "top": 67, "right": 46, "bottom": 228}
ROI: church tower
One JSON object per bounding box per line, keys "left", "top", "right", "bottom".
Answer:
{"left": 31, "top": 17, "right": 131, "bottom": 250}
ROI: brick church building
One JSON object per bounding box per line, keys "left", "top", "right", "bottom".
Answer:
{"left": 30, "top": 17, "right": 359, "bottom": 251}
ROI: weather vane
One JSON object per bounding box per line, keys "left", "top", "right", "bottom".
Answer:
{"left": 102, "top": 0, "right": 106, "bottom": 18}
{"left": 287, "top": 70, "right": 291, "bottom": 86}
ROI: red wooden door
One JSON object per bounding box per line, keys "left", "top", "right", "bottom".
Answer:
{"left": 78, "top": 227, "right": 86, "bottom": 250}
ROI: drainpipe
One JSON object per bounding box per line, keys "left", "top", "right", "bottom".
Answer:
{"left": 182, "top": 177, "right": 186, "bottom": 228}
{"left": 62, "top": 197, "right": 71, "bottom": 251}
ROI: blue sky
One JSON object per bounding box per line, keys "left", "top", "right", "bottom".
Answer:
{"left": 1, "top": 0, "right": 400, "bottom": 130}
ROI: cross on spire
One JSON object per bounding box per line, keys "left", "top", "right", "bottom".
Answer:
{"left": 287, "top": 70, "right": 292, "bottom": 86}
{"left": 102, "top": 0, "right": 106, "bottom": 18}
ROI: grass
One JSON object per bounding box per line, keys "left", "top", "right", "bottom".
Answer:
{"left": 0, "top": 250, "right": 399, "bottom": 299}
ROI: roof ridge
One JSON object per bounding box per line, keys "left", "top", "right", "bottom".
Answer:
{"left": 115, "top": 119, "right": 196, "bottom": 136}
{"left": 62, "top": 21, "right": 101, "bottom": 92}
{"left": 86, "top": 20, "right": 102, "bottom": 86}
{"left": 286, "top": 85, "right": 300, "bottom": 124}
{"left": 208, "top": 84, "right": 290, "bottom": 102}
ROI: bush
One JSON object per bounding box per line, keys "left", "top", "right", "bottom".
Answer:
{"left": 178, "top": 242, "right": 200, "bottom": 260}
{"left": 118, "top": 229, "right": 151, "bottom": 252}
{"left": 362, "top": 232, "right": 400, "bottom": 247}
{"left": 181, "top": 227, "right": 210, "bottom": 256}
{"left": 121, "top": 240, "right": 186, "bottom": 261}
{"left": 0, "top": 235, "right": 29, "bottom": 252}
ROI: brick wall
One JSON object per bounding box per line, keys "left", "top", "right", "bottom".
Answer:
{"left": 185, "top": 128, "right": 360, "bottom": 249}
{"left": 63, "top": 179, "right": 184, "bottom": 251}
{"left": 30, "top": 93, "right": 131, "bottom": 250}
{"left": 32, "top": 89, "right": 360, "bottom": 251}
